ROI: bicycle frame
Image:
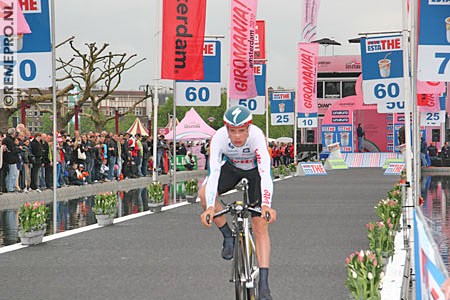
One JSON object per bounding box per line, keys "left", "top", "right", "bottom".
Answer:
{"left": 213, "top": 178, "right": 261, "bottom": 300}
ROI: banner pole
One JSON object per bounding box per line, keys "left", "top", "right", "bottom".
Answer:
{"left": 152, "top": 0, "right": 161, "bottom": 182}
{"left": 172, "top": 82, "right": 177, "bottom": 202}
{"left": 50, "top": 0, "right": 58, "bottom": 234}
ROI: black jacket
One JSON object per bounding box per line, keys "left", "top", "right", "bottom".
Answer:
{"left": 3, "top": 135, "right": 19, "bottom": 164}
{"left": 30, "top": 138, "right": 42, "bottom": 165}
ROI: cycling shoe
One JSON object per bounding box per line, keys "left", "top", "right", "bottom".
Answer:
{"left": 259, "top": 288, "right": 273, "bottom": 300}
{"left": 221, "top": 237, "right": 234, "bottom": 260}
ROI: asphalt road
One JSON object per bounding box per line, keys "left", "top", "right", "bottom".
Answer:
{"left": 0, "top": 168, "right": 398, "bottom": 300}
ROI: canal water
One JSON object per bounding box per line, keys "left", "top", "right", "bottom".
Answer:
{"left": 421, "top": 175, "right": 450, "bottom": 272}
{"left": 0, "top": 180, "right": 201, "bottom": 247}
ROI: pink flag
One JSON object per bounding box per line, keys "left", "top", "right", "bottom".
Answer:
{"left": 229, "top": 0, "right": 258, "bottom": 99}
{"left": 416, "top": 81, "right": 445, "bottom": 94}
{"left": 297, "top": 42, "right": 319, "bottom": 114}
{"left": 301, "top": 0, "right": 320, "bottom": 42}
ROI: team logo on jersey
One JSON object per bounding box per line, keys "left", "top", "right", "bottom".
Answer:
{"left": 228, "top": 142, "right": 235, "bottom": 149}
{"left": 243, "top": 148, "right": 250, "bottom": 153}
{"left": 255, "top": 148, "right": 261, "bottom": 164}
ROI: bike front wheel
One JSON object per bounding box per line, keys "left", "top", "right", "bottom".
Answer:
{"left": 234, "top": 234, "right": 258, "bottom": 300}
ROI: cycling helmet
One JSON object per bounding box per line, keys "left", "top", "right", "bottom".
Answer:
{"left": 223, "top": 105, "right": 252, "bottom": 128}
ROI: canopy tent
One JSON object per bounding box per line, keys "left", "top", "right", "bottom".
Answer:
{"left": 127, "top": 118, "right": 149, "bottom": 136}
{"left": 276, "top": 137, "right": 293, "bottom": 143}
{"left": 165, "top": 108, "right": 216, "bottom": 140}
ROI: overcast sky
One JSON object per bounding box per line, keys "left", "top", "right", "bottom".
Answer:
{"left": 55, "top": 0, "right": 403, "bottom": 91}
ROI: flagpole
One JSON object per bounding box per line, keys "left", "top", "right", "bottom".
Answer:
{"left": 172, "top": 82, "right": 177, "bottom": 203}
{"left": 152, "top": 0, "right": 161, "bottom": 182}
{"left": 402, "top": 0, "right": 416, "bottom": 294}
{"left": 50, "top": 0, "right": 58, "bottom": 234}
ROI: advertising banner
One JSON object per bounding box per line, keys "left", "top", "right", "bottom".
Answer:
{"left": 298, "top": 162, "right": 327, "bottom": 176}
{"left": 229, "top": 63, "right": 266, "bottom": 114}
{"left": 360, "top": 35, "right": 405, "bottom": 113}
{"left": 270, "top": 91, "right": 294, "bottom": 125}
{"left": 321, "top": 124, "right": 353, "bottom": 153}
{"left": 414, "top": 209, "right": 448, "bottom": 300}
{"left": 255, "top": 20, "right": 266, "bottom": 61}
{"left": 175, "top": 41, "right": 221, "bottom": 106}
{"left": 301, "top": 0, "right": 320, "bottom": 42}
{"left": 229, "top": 0, "right": 258, "bottom": 99}
{"left": 297, "top": 42, "right": 319, "bottom": 127}
{"left": 417, "top": 0, "right": 450, "bottom": 81}
{"left": 161, "top": 0, "right": 206, "bottom": 80}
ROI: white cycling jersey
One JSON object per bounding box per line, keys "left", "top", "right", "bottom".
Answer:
{"left": 205, "top": 124, "right": 273, "bottom": 209}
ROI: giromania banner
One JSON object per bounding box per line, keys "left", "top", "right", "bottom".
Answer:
{"left": 161, "top": 0, "right": 206, "bottom": 80}
{"left": 301, "top": 0, "right": 320, "bottom": 42}
{"left": 297, "top": 42, "right": 319, "bottom": 115}
{"left": 229, "top": 0, "right": 258, "bottom": 100}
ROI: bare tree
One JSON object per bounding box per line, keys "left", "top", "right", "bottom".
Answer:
{"left": 55, "top": 40, "right": 150, "bottom": 132}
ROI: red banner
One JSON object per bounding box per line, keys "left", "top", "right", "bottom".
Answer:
{"left": 255, "top": 20, "right": 266, "bottom": 61}
{"left": 161, "top": 0, "right": 206, "bottom": 80}
{"left": 229, "top": 0, "right": 258, "bottom": 99}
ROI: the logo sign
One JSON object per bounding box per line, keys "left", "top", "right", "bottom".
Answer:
{"left": 175, "top": 40, "right": 221, "bottom": 106}
{"left": 229, "top": 64, "right": 266, "bottom": 115}
{"left": 417, "top": 0, "right": 450, "bottom": 81}
{"left": 270, "top": 91, "right": 295, "bottom": 125}
{"left": 298, "top": 162, "right": 327, "bottom": 176}
{"left": 360, "top": 35, "right": 405, "bottom": 113}
{"left": 384, "top": 162, "right": 405, "bottom": 175}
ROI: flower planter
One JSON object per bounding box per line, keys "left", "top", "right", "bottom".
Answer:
{"left": 95, "top": 214, "right": 114, "bottom": 226}
{"left": 148, "top": 202, "right": 163, "bottom": 213}
{"left": 279, "top": 174, "right": 285, "bottom": 179}
{"left": 186, "top": 195, "right": 196, "bottom": 204}
{"left": 290, "top": 171, "right": 296, "bottom": 177}
{"left": 19, "top": 228, "right": 46, "bottom": 245}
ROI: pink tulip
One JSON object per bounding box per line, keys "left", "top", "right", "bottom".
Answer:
{"left": 358, "top": 250, "right": 364, "bottom": 262}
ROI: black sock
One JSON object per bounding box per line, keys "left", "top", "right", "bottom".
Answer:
{"left": 259, "top": 268, "right": 269, "bottom": 290}
{"left": 219, "top": 223, "right": 232, "bottom": 239}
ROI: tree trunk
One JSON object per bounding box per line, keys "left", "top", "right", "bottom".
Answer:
{"left": 95, "top": 121, "right": 108, "bottom": 133}
{"left": 0, "top": 110, "right": 15, "bottom": 132}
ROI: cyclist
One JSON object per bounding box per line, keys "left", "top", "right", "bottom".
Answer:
{"left": 199, "top": 105, "right": 277, "bottom": 300}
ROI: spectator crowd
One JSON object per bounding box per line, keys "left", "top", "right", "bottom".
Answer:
{"left": 0, "top": 124, "right": 186, "bottom": 194}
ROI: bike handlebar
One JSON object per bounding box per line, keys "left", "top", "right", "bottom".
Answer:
{"left": 205, "top": 205, "right": 270, "bottom": 225}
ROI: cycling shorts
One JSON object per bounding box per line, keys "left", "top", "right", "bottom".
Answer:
{"left": 217, "top": 161, "right": 262, "bottom": 209}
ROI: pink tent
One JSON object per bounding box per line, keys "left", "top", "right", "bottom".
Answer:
{"left": 165, "top": 108, "right": 216, "bottom": 140}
